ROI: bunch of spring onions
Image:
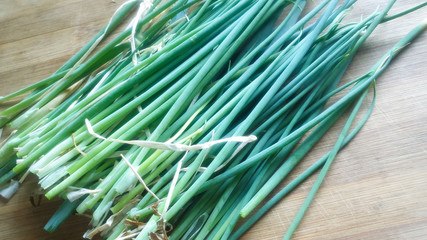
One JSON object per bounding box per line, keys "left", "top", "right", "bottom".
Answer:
{"left": 0, "top": 0, "right": 426, "bottom": 239}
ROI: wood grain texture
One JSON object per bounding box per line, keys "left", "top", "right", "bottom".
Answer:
{"left": 0, "top": 1, "right": 426, "bottom": 239}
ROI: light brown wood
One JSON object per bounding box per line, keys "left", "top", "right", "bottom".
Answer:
{"left": 1, "top": 1, "right": 426, "bottom": 239}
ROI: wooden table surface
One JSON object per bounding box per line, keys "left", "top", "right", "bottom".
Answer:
{"left": 1, "top": 1, "right": 426, "bottom": 239}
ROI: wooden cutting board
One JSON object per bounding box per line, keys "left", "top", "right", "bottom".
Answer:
{"left": 1, "top": 1, "right": 426, "bottom": 239}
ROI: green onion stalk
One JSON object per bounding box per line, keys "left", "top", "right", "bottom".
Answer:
{"left": 0, "top": 0, "right": 425, "bottom": 239}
